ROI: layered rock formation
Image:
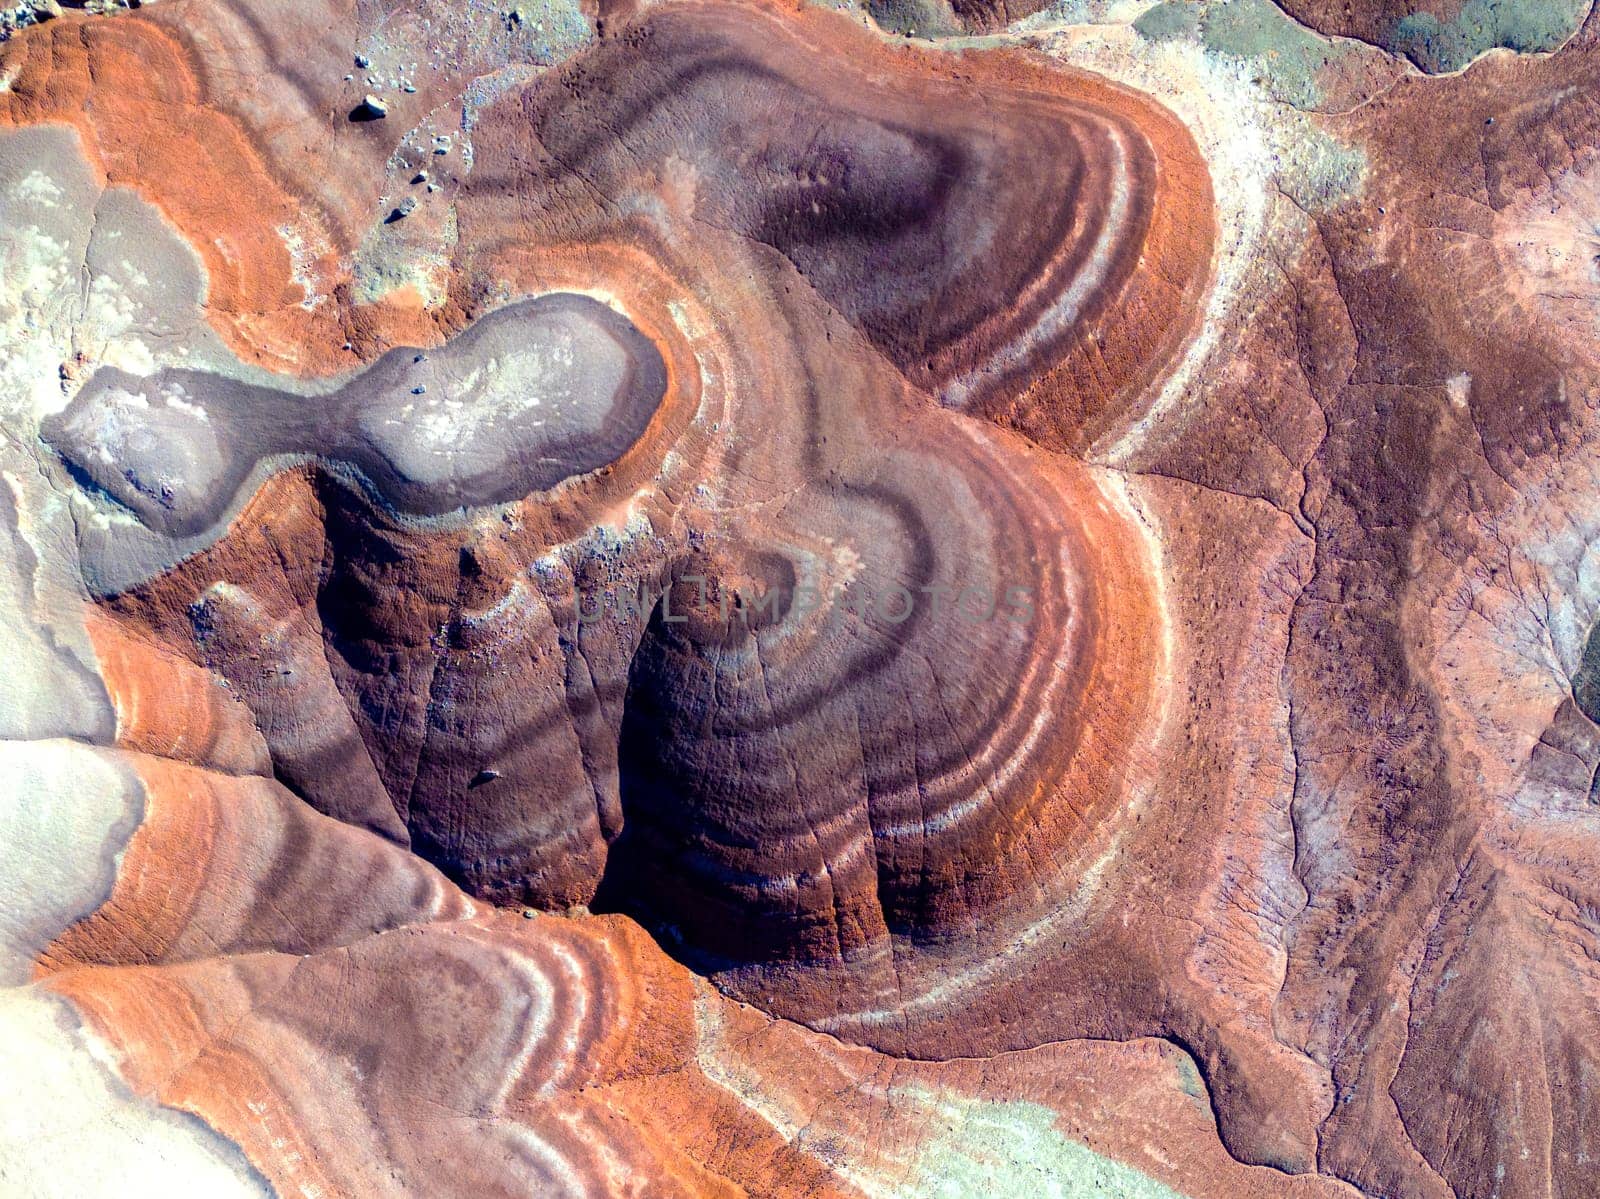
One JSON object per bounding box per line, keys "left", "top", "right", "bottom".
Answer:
{"left": 4, "top": 0, "right": 1600, "bottom": 1195}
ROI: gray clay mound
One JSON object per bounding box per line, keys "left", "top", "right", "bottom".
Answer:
{"left": 43, "top": 294, "right": 667, "bottom": 538}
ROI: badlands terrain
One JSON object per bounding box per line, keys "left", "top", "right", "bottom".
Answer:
{"left": 1, "top": 0, "right": 1598, "bottom": 1195}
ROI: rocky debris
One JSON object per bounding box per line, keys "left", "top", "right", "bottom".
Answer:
{"left": 1, "top": 0, "right": 84, "bottom": 39}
